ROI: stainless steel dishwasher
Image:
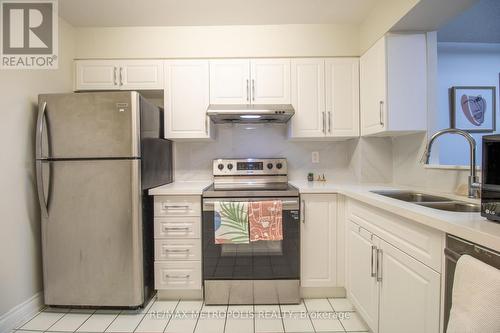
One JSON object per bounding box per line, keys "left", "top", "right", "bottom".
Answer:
{"left": 444, "top": 234, "right": 500, "bottom": 329}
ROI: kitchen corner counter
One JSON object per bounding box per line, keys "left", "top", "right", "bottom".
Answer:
{"left": 148, "top": 181, "right": 211, "bottom": 196}
{"left": 291, "top": 181, "right": 500, "bottom": 252}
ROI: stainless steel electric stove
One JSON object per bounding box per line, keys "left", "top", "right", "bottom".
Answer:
{"left": 202, "top": 158, "right": 300, "bottom": 305}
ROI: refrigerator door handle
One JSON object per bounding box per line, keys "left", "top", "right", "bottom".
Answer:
{"left": 36, "top": 160, "right": 49, "bottom": 218}
{"left": 36, "top": 101, "right": 47, "bottom": 159}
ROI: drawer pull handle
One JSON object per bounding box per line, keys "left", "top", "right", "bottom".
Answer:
{"left": 165, "top": 274, "right": 191, "bottom": 279}
{"left": 376, "top": 248, "right": 383, "bottom": 282}
{"left": 163, "top": 204, "right": 190, "bottom": 210}
{"left": 370, "top": 245, "right": 377, "bottom": 277}
{"left": 165, "top": 249, "right": 190, "bottom": 253}
{"left": 164, "top": 227, "right": 190, "bottom": 231}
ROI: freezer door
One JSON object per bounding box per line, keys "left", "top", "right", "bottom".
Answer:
{"left": 39, "top": 159, "right": 144, "bottom": 307}
{"left": 37, "top": 92, "right": 141, "bottom": 159}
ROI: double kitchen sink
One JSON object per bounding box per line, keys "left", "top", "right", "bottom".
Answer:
{"left": 371, "top": 190, "right": 480, "bottom": 213}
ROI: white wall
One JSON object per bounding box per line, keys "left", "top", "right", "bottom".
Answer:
{"left": 75, "top": 24, "right": 360, "bottom": 59}
{"left": 436, "top": 42, "right": 500, "bottom": 166}
{"left": 173, "top": 125, "right": 393, "bottom": 184}
{"left": 0, "top": 18, "right": 75, "bottom": 321}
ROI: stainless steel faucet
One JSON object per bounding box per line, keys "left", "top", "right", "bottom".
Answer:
{"left": 421, "top": 128, "right": 481, "bottom": 199}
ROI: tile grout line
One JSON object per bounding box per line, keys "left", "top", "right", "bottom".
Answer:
{"left": 252, "top": 304, "right": 255, "bottom": 333}
{"left": 45, "top": 310, "right": 70, "bottom": 332}
{"left": 162, "top": 299, "right": 180, "bottom": 333}
{"left": 301, "top": 300, "right": 317, "bottom": 333}
{"left": 277, "top": 303, "right": 286, "bottom": 333}
{"left": 103, "top": 309, "right": 123, "bottom": 333}
{"left": 16, "top": 308, "right": 45, "bottom": 330}
{"left": 221, "top": 303, "right": 228, "bottom": 333}
{"left": 326, "top": 298, "right": 347, "bottom": 333}
{"left": 133, "top": 298, "right": 156, "bottom": 333}
{"left": 190, "top": 301, "right": 203, "bottom": 333}
{"left": 71, "top": 308, "right": 97, "bottom": 333}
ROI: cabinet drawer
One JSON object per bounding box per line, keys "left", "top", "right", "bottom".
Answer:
{"left": 155, "top": 217, "right": 200, "bottom": 239}
{"left": 154, "top": 196, "right": 201, "bottom": 217}
{"left": 155, "top": 239, "right": 201, "bottom": 261}
{"left": 155, "top": 261, "right": 202, "bottom": 290}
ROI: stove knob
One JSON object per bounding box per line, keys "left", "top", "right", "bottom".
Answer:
{"left": 267, "top": 163, "right": 273, "bottom": 169}
{"left": 227, "top": 163, "right": 233, "bottom": 170}
{"left": 276, "top": 162, "right": 283, "bottom": 170}
{"left": 217, "top": 163, "right": 224, "bottom": 170}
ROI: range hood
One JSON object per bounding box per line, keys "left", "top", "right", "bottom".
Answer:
{"left": 207, "top": 104, "right": 295, "bottom": 124}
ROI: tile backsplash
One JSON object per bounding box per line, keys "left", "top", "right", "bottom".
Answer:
{"left": 173, "top": 124, "right": 358, "bottom": 182}
{"left": 173, "top": 124, "right": 393, "bottom": 184}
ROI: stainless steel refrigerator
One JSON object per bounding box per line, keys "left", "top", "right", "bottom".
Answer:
{"left": 36, "top": 91, "right": 172, "bottom": 308}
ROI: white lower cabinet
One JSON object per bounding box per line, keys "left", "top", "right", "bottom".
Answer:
{"left": 300, "top": 194, "right": 337, "bottom": 288}
{"left": 154, "top": 195, "right": 202, "bottom": 296}
{"left": 347, "top": 222, "right": 380, "bottom": 331}
{"left": 378, "top": 239, "right": 440, "bottom": 333}
{"left": 347, "top": 219, "right": 441, "bottom": 333}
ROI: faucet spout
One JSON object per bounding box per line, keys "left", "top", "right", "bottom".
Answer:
{"left": 421, "top": 128, "right": 480, "bottom": 199}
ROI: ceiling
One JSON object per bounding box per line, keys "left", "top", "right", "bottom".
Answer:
{"left": 59, "top": 0, "right": 378, "bottom": 27}
{"left": 437, "top": 0, "right": 500, "bottom": 43}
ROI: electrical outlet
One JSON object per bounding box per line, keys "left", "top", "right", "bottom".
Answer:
{"left": 312, "top": 151, "right": 320, "bottom": 164}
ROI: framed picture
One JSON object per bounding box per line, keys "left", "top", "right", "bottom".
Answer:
{"left": 451, "top": 86, "right": 496, "bottom": 132}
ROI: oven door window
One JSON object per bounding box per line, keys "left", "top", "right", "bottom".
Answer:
{"left": 203, "top": 209, "right": 299, "bottom": 280}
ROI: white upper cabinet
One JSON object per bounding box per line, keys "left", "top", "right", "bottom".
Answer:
{"left": 209, "top": 59, "right": 250, "bottom": 104}
{"left": 360, "top": 34, "right": 427, "bottom": 136}
{"left": 75, "top": 60, "right": 118, "bottom": 91}
{"left": 289, "top": 58, "right": 359, "bottom": 140}
{"left": 326, "top": 58, "right": 360, "bottom": 137}
{"left": 120, "top": 60, "right": 164, "bottom": 90}
{"left": 300, "top": 194, "right": 337, "bottom": 288}
{"left": 74, "top": 60, "right": 164, "bottom": 91}
{"left": 209, "top": 59, "right": 290, "bottom": 105}
{"left": 250, "top": 59, "right": 291, "bottom": 104}
{"left": 164, "top": 60, "right": 212, "bottom": 140}
{"left": 289, "top": 58, "right": 326, "bottom": 138}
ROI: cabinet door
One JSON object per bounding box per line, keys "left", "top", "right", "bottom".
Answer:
{"left": 347, "top": 221, "right": 379, "bottom": 333}
{"left": 74, "top": 60, "right": 119, "bottom": 91}
{"left": 289, "top": 59, "right": 326, "bottom": 138}
{"left": 378, "top": 239, "right": 440, "bottom": 333}
{"left": 164, "top": 60, "right": 211, "bottom": 139}
{"left": 325, "top": 58, "right": 360, "bottom": 137}
{"left": 209, "top": 59, "right": 250, "bottom": 104}
{"left": 360, "top": 37, "right": 387, "bottom": 136}
{"left": 250, "top": 59, "right": 291, "bottom": 104}
{"left": 120, "top": 60, "right": 164, "bottom": 90}
{"left": 301, "top": 194, "right": 337, "bottom": 287}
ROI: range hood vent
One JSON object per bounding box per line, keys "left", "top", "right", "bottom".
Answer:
{"left": 207, "top": 104, "right": 295, "bottom": 124}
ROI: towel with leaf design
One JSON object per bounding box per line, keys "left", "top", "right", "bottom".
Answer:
{"left": 214, "top": 201, "right": 250, "bottom": 244}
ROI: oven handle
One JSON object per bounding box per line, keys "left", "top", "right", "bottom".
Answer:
{"left": 202, "top": 198, "right": 300, "bottom": 211}
{"left": 444, "top": 248, "right": 461, "bottom": 263}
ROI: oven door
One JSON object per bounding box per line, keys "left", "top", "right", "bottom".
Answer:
{"left": 202, "top": 197, "right": 300, "bottom": 304}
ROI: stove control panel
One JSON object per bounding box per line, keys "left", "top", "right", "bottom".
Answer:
{"left": 213, "top": 158, "right": 288, "bottom": 176}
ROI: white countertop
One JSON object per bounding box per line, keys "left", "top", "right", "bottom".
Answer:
{"left": 291, "top": 181, "right": 500, "bottom": 252}
{"left": 149, "top": 180, "right": 500, "bottom": 252}
{"left": 148, "top": 181, "right": 211, "bottom": 195}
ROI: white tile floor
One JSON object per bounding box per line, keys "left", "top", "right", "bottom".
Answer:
{"left": 14, "top": 297, "right": 370, "bottom": 333}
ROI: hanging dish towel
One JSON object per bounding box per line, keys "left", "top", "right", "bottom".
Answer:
{"left": 214, "top": 201, "right": 249, "bottom": 244}
{"left": 248, "top": 201, "right": 283, "bottom": 242}
{"left": 446, "top": 254, "right": 500, "bottom": 333}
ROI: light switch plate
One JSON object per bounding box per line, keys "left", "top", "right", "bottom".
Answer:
{"left": 312, "top": 151, "right": 320, "bottom": 164}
